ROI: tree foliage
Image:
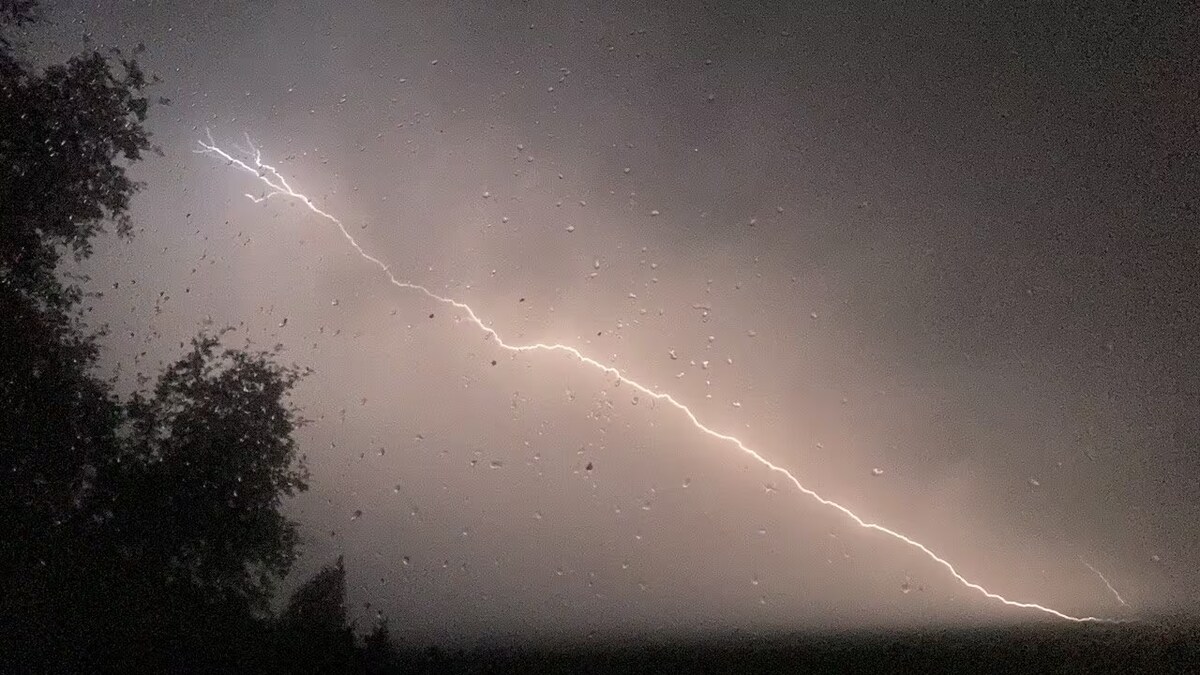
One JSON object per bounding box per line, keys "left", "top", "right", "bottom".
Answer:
{"left": 111, "top": 332, "right": 312, "bottom": 614}
{"left": 283, "top": 555, "right": 351, "bottom": 631}
{"left": 0, "top": 0, "right": 153, "bottom": 573}
{"left": 0, "top": 11, "right": 159, "bottom": 303}
{"left": 0, "top": 4, "right": 377, "bottom": 671}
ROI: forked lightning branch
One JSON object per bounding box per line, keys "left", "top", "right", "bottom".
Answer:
{"left": 196, "top": 131, "right": 1123, "bottom": 624}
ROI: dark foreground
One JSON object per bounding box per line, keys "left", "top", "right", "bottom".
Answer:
{"left": 8, "top": 613, "right": 1198, "bottom": 672}
{"left": 393, "top": 619, "right": 1197, "bottom": 674}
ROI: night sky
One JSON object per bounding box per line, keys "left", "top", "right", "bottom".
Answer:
{"left": 23, "top": 0, "right": 1198, "bottom": 646}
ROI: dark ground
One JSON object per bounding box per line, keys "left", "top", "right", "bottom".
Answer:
{"left": 388, "top": 616, "right": 1198, "bottom": 674}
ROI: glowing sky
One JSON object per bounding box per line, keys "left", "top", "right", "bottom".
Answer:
{"left": 27, "top": 0, "right": 1197, "bottom": 645}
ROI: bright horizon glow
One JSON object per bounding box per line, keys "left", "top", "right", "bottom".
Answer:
{"left": 196, "top": 130, "right": 1125, "bottom": 624}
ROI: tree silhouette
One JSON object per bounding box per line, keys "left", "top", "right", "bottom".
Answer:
{"left": 363, "top": 617, "right": 401, "bottom": 674}
{"left": 5, "top": 324, "right": 317, "bottom": 669}
{"left": 2, "top": 4, "right": 416, "bottom": 669}
{"left": 66, "top": 331, "right": 313, "bottom": 669}
{"left": 1, "top": 5, "right": 333, "bottom": 670}
{"left": 1, "top": 7, "right": 159, "bottom": 651}
{"left": 0, "top": 0, "right": 159, "bottom": 584}
{"left": 277, "top": 556, "right": 359, "bottom": 672}
{"left": 111, "top": 332, "right": 312, "bottom": 614}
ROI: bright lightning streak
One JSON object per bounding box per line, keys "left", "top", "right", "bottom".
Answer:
{"left": 1081, "top": 558, "right": 1129, "bottom": 607}
{"left": 196, "top": 131, "right": 1121, "bottom": 624}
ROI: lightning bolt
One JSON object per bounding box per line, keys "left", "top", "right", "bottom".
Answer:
{"left": 196, "top": 130, "right": 1122, "bottom": 624}
{"left": 1081, "top": 558, "right": 1129, "bottom": 608}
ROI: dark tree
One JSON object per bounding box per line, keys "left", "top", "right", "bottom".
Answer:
{"left": 1, "top": 0, "right": 157, "bottom": 627}
{"left": 112, "top": 332, "right": 312, "bottom": 614}
{"left": 1, "top": 4, "right": 320, "bottom": 670}
{"left": 363, "top": 617, "right": 402, "bottom": 674}
{"left": 73, "top": 332, "right": 314, "bottom": 669}
{"left": 5, "top": 324, "right": 316, "bottom": 670}
{"left": 283, "top": 555, "right": 350, "bottom": 630}
{"left": 277, "top": 556, "right": 359, "bottom": 672}
{"left": 0, "top": 0, "right": 156, "bottom": 550}
{"left": 0, "top": 10, "right": 158, "bottom": 299}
